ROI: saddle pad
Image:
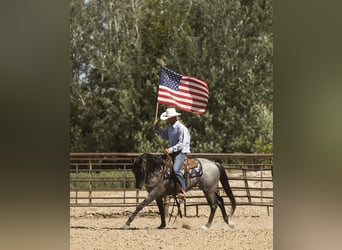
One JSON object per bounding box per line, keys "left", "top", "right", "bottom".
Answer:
{"left": 164, "top": 159, "right": 203, "bottom": 179}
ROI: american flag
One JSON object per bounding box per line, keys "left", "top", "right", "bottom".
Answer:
{"left": 157, "top": 66, "right": 209, "bottom": 114}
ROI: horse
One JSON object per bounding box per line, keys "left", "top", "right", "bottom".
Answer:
{"left": 123, "top": 153, "right": 236, "bottom": 229}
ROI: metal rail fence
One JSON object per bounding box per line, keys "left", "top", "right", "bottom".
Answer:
{"left": 70, "top": 153, "right": 273, "bottom": 216}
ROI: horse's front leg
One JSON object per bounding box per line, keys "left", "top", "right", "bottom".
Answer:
{"left": 156, "top": 196, "right": 166, "bottom": 229}
{"left": 123, "top": 195, "right": 154, "bottom": 229}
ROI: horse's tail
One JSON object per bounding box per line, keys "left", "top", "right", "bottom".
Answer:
{"left": 216, "top": 162, "right": 236, "bottom": 216}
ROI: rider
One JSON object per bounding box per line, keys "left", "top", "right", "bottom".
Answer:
{"left": 153, "top": 108, "right": 190, "bottom": 197}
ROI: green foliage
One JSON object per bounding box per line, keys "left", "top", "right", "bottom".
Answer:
{"left": 70, "top": 171, "right": 135, "bottom": 189}
{"left": 70, "top": 0, "right": 273, "bottom": 153}
{"left": 252, "top": 137, "right": 273, "bottom": 154}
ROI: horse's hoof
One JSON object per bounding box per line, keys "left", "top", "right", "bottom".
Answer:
{"left": 122, "top": 224, "right": 130, "bottom": 230}
{"left": 157, "top": 221, "right": 166, "bottom": 229}
{"left": 200, "top": 225, "right": 209, "bottom": 230}
{"left": 182, "top": 223, "right": 191, "bottom": 230}
{"left": 228, "top": 222, "right": 235, "bottom": 229}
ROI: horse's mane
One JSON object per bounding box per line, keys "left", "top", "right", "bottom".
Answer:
{"left": 144, "top": 153, "right": 164, "bottom": 164}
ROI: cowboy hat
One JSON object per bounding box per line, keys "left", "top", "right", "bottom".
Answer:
{"left": 160, "top": 108, "right": 181, "bottom": 120}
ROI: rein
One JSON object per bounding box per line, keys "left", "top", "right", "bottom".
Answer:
{"left": 164, "top": 154, "right": 183, "bottom": 219}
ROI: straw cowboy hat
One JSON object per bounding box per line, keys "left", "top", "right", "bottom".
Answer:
{"left": 160, "top": 108, "right": 181, "bottom": 120}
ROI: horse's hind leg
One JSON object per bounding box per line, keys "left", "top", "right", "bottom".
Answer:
{"left": 203, "top": 191, "right": 218, "bottom": 228}
{"left": 216, "top": 192, "right": 229, "bottom": 225}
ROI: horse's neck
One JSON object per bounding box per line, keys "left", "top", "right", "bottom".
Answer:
{"left": 146, "top": 160, "right": 162, "bottom": 175}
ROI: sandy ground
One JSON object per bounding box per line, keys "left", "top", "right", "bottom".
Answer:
{"left": 70, "top": 203, "right": 273, "bottom": 250}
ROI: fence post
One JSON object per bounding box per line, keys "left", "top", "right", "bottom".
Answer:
{"left": 242, "top": 159, "right": 251, "bottom": 204}
{"left": 89, "top": 160, "right": 92, "bottom": 205}
{"left": 75, "top": 164, "right": 79, "bottom": 205}
{"left": 136, "top": 190, "right": 139, "bottom": 205}
{"left": 123, "top": 163, "right": 126, "bottom": 204}
{"left": 261, "top": 165, "right": 264, "bottom": 204}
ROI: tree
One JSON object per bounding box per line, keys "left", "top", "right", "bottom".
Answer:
{"left": 70, "top": 0, "right": 273, "bottom": 153}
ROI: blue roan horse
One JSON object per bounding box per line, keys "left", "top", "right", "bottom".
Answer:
{"left": 124, "top": 153, "right": 236, "bottom": 229}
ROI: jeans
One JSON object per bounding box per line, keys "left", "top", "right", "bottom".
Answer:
{"left": 172, "top": 152, "right": 186, "bottom": 192}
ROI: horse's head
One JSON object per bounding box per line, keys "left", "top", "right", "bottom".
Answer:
{"left": 132, "top": 155, "right": 147, "bottom": 189}
{"left": 132, "top": 153, "right": 165, "bottom": 189}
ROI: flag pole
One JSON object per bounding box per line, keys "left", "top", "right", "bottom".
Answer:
{"left": 154, "top": 102, "right": 159, "bottom": 122}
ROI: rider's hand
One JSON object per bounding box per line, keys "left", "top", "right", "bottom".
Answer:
{"left": 153, "top": 119, "right": 159, "bottom": 129}
{"left": 164, "top": 149, "right": 170, "bottom": 155}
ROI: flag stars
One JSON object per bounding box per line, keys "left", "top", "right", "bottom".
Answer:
{"left": 160, "top": 66, "right": 182, "bottom": 91}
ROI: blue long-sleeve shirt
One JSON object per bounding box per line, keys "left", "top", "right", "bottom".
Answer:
{"left": 156, "top": 121, "right": 190, "bottom": 154}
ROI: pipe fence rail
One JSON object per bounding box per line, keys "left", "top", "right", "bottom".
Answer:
{"left": 70, "top": 153, "right": 273, "bottom": 216}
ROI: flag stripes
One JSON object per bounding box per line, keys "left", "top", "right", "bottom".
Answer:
{"left": 157, "top": 67, "right": 209, "bottom": 114}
